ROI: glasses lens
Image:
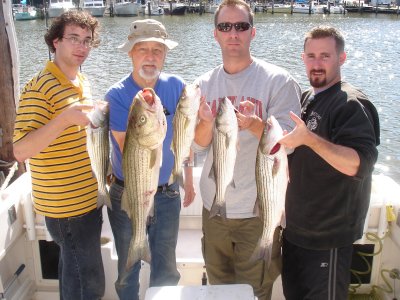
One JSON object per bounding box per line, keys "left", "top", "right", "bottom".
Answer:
{"left": 217, "top": 22, "right": 251, "bottom": 32}
{"left": 217, "top": 22, "right": 233, "bottom": 32}
{"left": 234, "top": 22, "right": 251, "bottom": 32}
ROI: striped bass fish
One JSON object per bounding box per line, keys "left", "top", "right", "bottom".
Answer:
{"left": 209, "top": 97, "right": 238, "bottom": 219}
{"left": 169, "top": 84, "right": 200, "bottom": 186}
{"left": 251, "top": 115, "right": 288, "bottom": 267}
{"left": 86, "top": 100, "right": 111, "bottom": 209}
{"left": 122, "top": 88, "right": 167, "bottom": 269}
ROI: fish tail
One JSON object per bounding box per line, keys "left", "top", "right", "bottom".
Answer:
{"left": 125, "top": 239, "right": 151, "bottom": 271}
{"left": 250, "top": 240, "right": 272, "bottom": 267}
{"left": 168, "top": 169, "right": 184, "bottom": 188}
{"left": 209, "top": 200, "right": 227, "bottom": 220}
{"left": 96, "top": 187, "right": 111, "bottom": 209}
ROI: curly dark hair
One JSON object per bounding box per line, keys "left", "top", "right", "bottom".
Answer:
{"left": 44, "top": 10, "right": 100, "bottom": 53}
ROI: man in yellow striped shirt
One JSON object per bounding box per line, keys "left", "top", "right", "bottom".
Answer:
{"left": 13, "top": 10, "right": 105, "bottom": 299}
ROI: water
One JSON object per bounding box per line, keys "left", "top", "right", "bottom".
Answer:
{"left": 13, "top": 13, "right": 400, "bottom": 182}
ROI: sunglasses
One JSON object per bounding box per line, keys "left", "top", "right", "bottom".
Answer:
{"left": 216, "top": 22, "right": 252, "bottom": 32}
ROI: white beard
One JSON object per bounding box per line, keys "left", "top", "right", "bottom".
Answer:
{"left": 139, "top": 68, "right": 161, "bottom": 82}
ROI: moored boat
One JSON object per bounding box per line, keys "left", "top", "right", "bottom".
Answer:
{"left": 269, "top": 3, "right": 292, "bottom": 13}
{"left": 47, "top": 0, "right": 76, "bottom": 18}
{"left": 163, "top": 2, "right": 187, "bottom": 15}
{"left": 292, "top": 3, "right": 315, "bottom": 13}
{"left": 13, "top": 4, "right": 38, "bottom": 20}
{"left": 140, "top": 1, "right": 164, "bottom": 15}
{"left": 83, "top": 0, "right": 107, "bottom": 17}
{"left": 113, "top": 0, "right": 140, "bottom": 16}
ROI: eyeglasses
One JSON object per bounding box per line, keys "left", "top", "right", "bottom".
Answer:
{"left": 216, "top": 22, "right": 252, "bottom": 32}
{"left": 63, "top": 36, "right": 94, "bottom": 49}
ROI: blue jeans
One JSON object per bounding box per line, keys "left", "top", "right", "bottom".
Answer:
{"left": 108, "top": 181, "right": 181, "bottom": 300}
{"left": 45, "top": 208, "right": 105, "bottom": 300}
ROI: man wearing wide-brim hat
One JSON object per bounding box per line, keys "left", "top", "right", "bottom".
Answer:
{"left": 105, "top": 19, "right": 196, "bottom": 300}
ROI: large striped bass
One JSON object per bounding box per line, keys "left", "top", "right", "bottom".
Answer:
{"left": 122, "top": 88, "right": 167, "bottom": 269}
{"left": 251, "top": 115, "right": 288, "bottom": 267}
{"left": 209, "top": 97, "right": 238, "bottom": 219}
{"left": 86, "top": 100, "right": 111, "bottom": 209}
{"left": 169, "top": 84, "right": 200, "bottom": 186}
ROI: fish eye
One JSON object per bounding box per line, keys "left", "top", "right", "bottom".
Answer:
{"left": 139, "top": 115, "right": 146, "bottom": 123}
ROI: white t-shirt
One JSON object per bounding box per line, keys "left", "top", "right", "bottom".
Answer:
{"left": 192, "top": 57, "right": 301, "bottom": 218}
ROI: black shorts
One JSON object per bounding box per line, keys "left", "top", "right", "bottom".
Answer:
{"left": 282, "top": 235, "right": 353, "bottom": 300}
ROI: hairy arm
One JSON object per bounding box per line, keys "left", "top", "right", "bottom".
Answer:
{"left": 279, "top": 112, "right": 360, "bottom": 176}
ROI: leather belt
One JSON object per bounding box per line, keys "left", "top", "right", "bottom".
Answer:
{"left": 113, "top": 176, "right": 171, "bottom": 192}
{"left": 114, "top": 177, "right": 124, "bottom": 187}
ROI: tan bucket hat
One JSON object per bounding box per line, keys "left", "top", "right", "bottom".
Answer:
{"left": 118, "top": 19, "right": 178, "bottom": 52}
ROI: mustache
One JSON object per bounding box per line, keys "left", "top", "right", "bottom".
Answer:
{"left": 310, "top": 69, "right": 326, "bottom": 74}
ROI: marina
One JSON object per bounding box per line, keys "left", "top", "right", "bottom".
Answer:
{"left": 1, "top": 5, "right": 400, "bottom": 300}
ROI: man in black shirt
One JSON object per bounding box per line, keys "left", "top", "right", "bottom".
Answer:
{"left": 279, "top": 26, "right": 380, "bottom": 299}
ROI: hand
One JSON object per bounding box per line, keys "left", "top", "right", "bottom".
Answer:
{"left": 198, "top": 98, "right": 214, "bottom": 123}
{"left": 59, "top": 103, "right": 93, "bottom": 127}
{"left": 278, "top": 112, "right": 309, "bottom": 149}
{"left": 236, "top": 100, "right": 260, "bottom": 131}
{"left": 182, "top": 180, "right": 196, "bottom": 207}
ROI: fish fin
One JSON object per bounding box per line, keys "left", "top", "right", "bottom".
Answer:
{"left": 177, "top": 172, "right": 184, "bottom": 188}
{"left": 149, "top": 148, "right": 158, "bottom": 169}
{"left": 208, "top": 164, "right": 215, "bottom": 181}
{"left": 253, "top": 198, "right": 260, "bottom": 216}
{"left": 272, "top": 157, "right": 280, "bottom": 176}
{"left": 281, "top": 212, "right": 287, "bottom": 228}
{"left": 209, "top": 199, "right": 227, "bottom": 220}
{"left": 168, "top": 172, "right": 175, "bottom": 186}
{"left": 250, "top": 240, "right": 272, "bottom": 267}
{"left": 229, "top": 178, "right": 236, "bottom": 189}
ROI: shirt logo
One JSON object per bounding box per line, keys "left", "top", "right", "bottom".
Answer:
{"left": 320, "top": 262, "right": 329, "bottom": 268}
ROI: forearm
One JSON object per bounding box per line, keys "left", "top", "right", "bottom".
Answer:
{"left": 194, "top": 119, "right": 213, "bottom": 147}
{"left": 306, "top": 131, "right": 360, "bottom": 176}
{"left": 246, "top": 116, "right": 265, "bottom": 140}
{"left": 13, "top": 115, "right": 70, "bottom": 162}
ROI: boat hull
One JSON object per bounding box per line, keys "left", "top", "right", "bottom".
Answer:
{"left": 47, "top": 6, "right": 75, "bottom": 18}
{"left": 83, "top": 6, "right": 106, "bottom": 17}
{"left": 14, "top": 11, "right": 37, "bottom": 20}
{"left": 164, "top": 5, "right": 186, "bottom": 15}
{"left": 113, "top": 2, "right": 140, "bottom": 16}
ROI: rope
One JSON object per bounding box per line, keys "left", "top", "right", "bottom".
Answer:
{"left": 349, "top": 231, "right": 388, "bottom": 297}
{"left": 0, "top": 161, "right": 18, "bottom": 191}
{"left": 0, "top": 159, "right": 15, "bottom": 168}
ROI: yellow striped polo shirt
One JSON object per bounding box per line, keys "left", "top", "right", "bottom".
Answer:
{"left": 13, "top": 61, "right": 98, "bottom": 218}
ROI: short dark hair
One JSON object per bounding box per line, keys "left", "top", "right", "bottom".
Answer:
{"left": 44, "top": 10, "right": 100, "bottom": 53}
{"left": 214, "top": 0, "right": 254, "bottom": 28}
{"left": 304, "top": 26, "right": 345, "bottom": 54}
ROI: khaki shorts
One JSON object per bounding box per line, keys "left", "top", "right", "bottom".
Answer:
{"left": 201, "top": 207, "right": 282, "bottom": 300}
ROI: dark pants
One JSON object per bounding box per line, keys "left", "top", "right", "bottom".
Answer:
{"left": 45, "top": 209, "right": 105, "bottom": 300}
{"left": 282, "top": 235, "right": 353, "bottom": 300}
